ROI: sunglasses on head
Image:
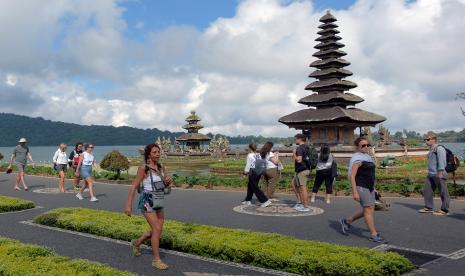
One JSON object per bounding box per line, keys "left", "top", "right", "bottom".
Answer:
{"left": 360, "top": 144, "right": 371, "bottom": 148}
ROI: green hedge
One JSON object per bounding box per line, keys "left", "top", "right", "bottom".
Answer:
{"left": 0, "top": 195, "right": 35, "bottom": 213}
{"left": 34, "top": 208, "right": 414, "bottom": 275}
{"left": 0, "top": 237, "right": 135, "bottom": 276}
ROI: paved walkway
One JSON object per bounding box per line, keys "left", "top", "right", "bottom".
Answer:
{"left": 1, "top": 173, "right": 465, "bottom": 275}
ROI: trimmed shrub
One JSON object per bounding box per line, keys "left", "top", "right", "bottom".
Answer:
{"left": 0, "top": 237, "right": 135, "bottom": 275}
{"left": 0, "top": 195, "right": 35, "bottom": 213}
{"left": 100, "top": 150, "right": 130, "bottom": 180}
{"left": 34, "top": 208, "right": 414, "bottom": 275}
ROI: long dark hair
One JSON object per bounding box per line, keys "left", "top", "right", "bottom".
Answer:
{"left": 144, "top": 144, "right": 162, "bottom": 167}
{"left": 260, "top": 141, "right": 274, "bottom": 159}
{"left": 75, "top": 142, "right": 83, "bottom": 151}
{"left": 248, "top": 143, "right": 257, "bottom": 152}
{"left": 319, "top": 144, "right": 331, "bottom": 162}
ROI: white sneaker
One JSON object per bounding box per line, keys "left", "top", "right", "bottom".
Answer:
{"left": 76, "top": 193, "right": 83, "bottom": 200}
{"left": 310, "top": 197, "right": 315, "bottom": 203}
{"left": 241, "top": 201, "right": 252, "bottom": 205}
{"left": 293, "top": 203, "right": 303, "bottom": 209}
{"left": 260, "top": 200, "right": 272, "bottom": 208}
{"left": 297, "top": 207, "right": 310, "bottom": 212}
{"left": 326, "top": 199, "right": 331, "bottom": 204}
{"left": 90, "top": 197, "right": 99, "bottom": 202}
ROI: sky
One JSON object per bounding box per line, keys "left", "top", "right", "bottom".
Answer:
{"left": 0, "top": 0, "right": 464, "bottom": 137}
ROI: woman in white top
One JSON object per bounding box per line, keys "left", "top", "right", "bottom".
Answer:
{"left": 53, "top": 143, "right": 68, "bottom": 193}
{"left": 242, "top": 143, "right": 271, "bottom": 207}
{"left": 75, "top": 144, "right": 98, "bottom": 202}
{"left": 125, "top": 144, "right": 173, "bottom": 270}
{"left": 311, "top": 144, "right": 336, "bottom": 204}
{"left": 260, "top": 142, "right": 279, "bottom": 200}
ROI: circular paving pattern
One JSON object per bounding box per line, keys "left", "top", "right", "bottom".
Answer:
{"left": 32, "top": 188, "right": 76, "bottom": 194}
{"left": 233, "top": 203, "right": 324, "bottom": 217}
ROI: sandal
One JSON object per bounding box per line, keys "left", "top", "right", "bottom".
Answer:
{"left": 418, "top": 208, "right": 433, "bottom": 213}
{"left": 433, "top": 210, "right": 449, "bottom": 216}
{"left": 130, "top": 240, "right": 141, "bottom": 257}
{"left": 152, "top": 259, "right": 169, "bottom": 270}
{"left": 14, "top": 186, "right": 20, "bottom": 191}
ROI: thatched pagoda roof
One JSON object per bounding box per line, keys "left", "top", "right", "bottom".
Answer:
{"left": 279, "top": 10, "right": 386, "bottom": 133}
{"left": 186, "top": 111, "right": 201, "bottom": 122}
{"left": 183, "top": 123, "right": 204, "bottom": 130}
{"left": 298, "top": 92, "right": 364, "bottom": 106}
{"left": 176, "top": 133, "right": 211, "bottom": 142}
{"left": 310, "top": 58, "right": 350, "bottom": 69}
{"left": 305, "top": 78, "right": 357, "bottom": 91}
{"left": 309, "top": 68, "right": 352, "bottom": 79}
{"left": 279, "top": 107, "right": 386, "bottom": 128}
{"left": 320, "top": 11, "right": 337, "bottom": 23}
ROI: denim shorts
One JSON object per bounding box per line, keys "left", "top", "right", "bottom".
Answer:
{"left": 80, "top": 165, "right": 92, "bottom": 178}
{"left": 138, "top": 192, "right": 164, "bottom": 213}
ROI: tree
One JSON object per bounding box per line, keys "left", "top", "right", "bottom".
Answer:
{"left": 0, "top": 152, "right": 3, "bottom": 160}
{"left": 100, "top": 150, "right": 130, "bottom": 180}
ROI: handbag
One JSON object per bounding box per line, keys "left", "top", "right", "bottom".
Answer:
{"left": 331, "top": 160, "right": 338, "bottom": 178}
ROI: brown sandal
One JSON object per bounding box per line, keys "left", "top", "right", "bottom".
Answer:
{"left": 433, "top": 210, "right": 449, "bottom": 216}
{"left": 418, "top": 208, "right": 433, "bottom": 213}
{"left": 152, "top": 259, "right": 169, "bottom": 270}
{"left": 130, "top": 240, "right": 141, "bottom": 257}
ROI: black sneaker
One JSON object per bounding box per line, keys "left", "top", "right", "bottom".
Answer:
{"left": 369, "top": 234, "right": 386, "bottom": 243}
{"left": 340, "top": 218, "right": 351, "bottom": 235}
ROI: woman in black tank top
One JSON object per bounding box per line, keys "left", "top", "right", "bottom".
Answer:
{"left": 339, "top": 138, "right": 385, "bottom": 243}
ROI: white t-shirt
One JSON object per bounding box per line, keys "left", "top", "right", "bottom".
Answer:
{"left": 244, "top": 153, "right": 257, "bottom": 173}
{"left": 316, "top": 154, "right": 334, "bottom": 170}
{"left": 53, "top": 149, "right": 68, "bottom": 165}
{"left": 142, "top": 171, "right": 164, "bottom": 191}
{"left": 82, "top": 152, "right": 94, "bottom": 166}
{"left": 265, "top": 152, "right": 278, "bottom": 169}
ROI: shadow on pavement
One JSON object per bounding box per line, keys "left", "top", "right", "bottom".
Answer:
{"left": 27, "top": 184, "right": 46, "bottom": 189}
{"left": 394, "top": 202, "right": 423, "bottom": 211}
{"left": 328, "top": 219, "right": 369, "bottom": 239}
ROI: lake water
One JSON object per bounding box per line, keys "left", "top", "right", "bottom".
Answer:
{"left": 1, "top": 143, "right": 463, "bottom": 164}
{"left": 0, "top": 144, "right": 249, "bottom": 164}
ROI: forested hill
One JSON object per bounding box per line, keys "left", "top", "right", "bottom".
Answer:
{"left": 0, "top": 113, "right": 183, "bottom": 146}
{"left": 0, "top": 113, "right": 294, "bottom": 146}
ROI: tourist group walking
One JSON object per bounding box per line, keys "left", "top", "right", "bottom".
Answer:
{"left": 2, "top": 129, "right": 459, "bottom": 270}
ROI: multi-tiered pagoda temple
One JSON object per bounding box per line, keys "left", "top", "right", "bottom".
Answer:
{"left": 279, "top": 11, "right": 386, "bottom": 146}
{"left": 176, "top": 111, "right": 211, "bottom": 150}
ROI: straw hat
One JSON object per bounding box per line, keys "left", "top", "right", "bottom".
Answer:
{"left": 18, "top": 138, "right": 27, "bottom": 143}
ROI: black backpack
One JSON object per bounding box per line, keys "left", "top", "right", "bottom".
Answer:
{"left": 301, "top": 144, "right": 318, "bottom": 170}
{"left": 252, "top": 154, "right": 267, "bottom": 176}
{"left": 436, "top": 145, "right": 460, "bottom": 173}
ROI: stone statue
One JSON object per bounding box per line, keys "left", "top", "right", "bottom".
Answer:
{"left": 361, "top": 127, "right": 372, "bottom": 142}
{"left": 377, "top": 125, "right": 391, "bottom": 147}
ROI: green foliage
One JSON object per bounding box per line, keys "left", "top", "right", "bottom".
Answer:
{"left": 34, "top": 208, "right": 414, "bottom": 275}
{"left": 0, "top": 236, "right": 135, "bottom": 275}
{"left": 100, "top": 150, "right": 130, "bottom": 179}
{"left": 0, "top": 195, "right": 35, "bottom": 213}
{"left": 0, "top": 151, "right": 3, "bottom": 160}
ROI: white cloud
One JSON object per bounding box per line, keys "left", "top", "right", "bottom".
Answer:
{"left": 1, "top": 0, "right": 464, "bottom": 138}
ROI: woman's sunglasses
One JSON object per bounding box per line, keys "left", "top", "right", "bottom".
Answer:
{"left": 360, "top": 144, "right": 372, "bottom": 148}
{"left": 423, "top": 138, "right": 433, "bottom": 141}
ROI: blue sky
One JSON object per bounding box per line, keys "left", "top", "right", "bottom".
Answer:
{"left": 1, "top": 0, "right": 464, "bottom": 135}
{"left": 121, "top": 0, "right": 356, "bottom": 38}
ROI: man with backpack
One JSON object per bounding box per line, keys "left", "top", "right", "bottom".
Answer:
{"left": 418, "top": 131, "right": 454, "bottom": 216}
{"left": 292, "top": 134, "right": 317, "bottom": 212}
